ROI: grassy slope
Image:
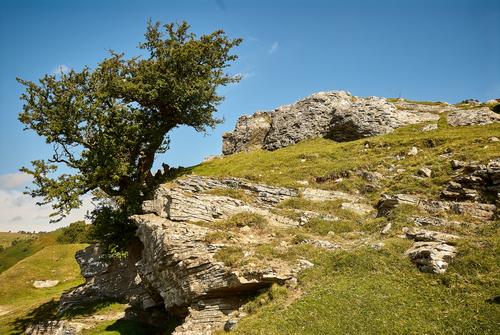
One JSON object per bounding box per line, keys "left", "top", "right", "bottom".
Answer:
{"left": 0, "top": 231, "right": 62, "bottom": 274}
{"left": 0, "top": 114, "right": 498, "bottom": 334}
{"left": 190, "top": 117, "right": 500, "bottom": 334}
{"left": 0, "top": 232, "right": 37, "bottom": 249}
{"left": 0, "top": 243, "right": 86, "bottom": 334}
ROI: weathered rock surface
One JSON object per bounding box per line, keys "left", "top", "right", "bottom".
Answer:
{"left": 447, "top": 107, "right": 500, "bottom": 127}
{"left": 405, "top": 242, "right": 457, "bottom": 274}
{"left": 377, "top": 193, "right": 496, "bottom": 220}
{"left": 442, "top": 159, "right": 500, "bottom": 203}
{"left": 33, "top": 280, "right": 59, "bottom": 289}
{"left": 411, "top": 216, "right": 461, "bottom": 227}
{"left": 223, "top": 91, "right": 439, "bottom": 154}
{"left": 143, "top": 176, "right": 299, "bottom": 228}
{"left": 26, "top": 320, "right": 83, "bottom": 335}
{"left": 131, "top": 214, "right": 297, "bottom": 334}
{"left": 59, "top": 243, "right": 155, "bottom": 313}
{"left": 403, "top": 227, "right": 459, "bottom": 243}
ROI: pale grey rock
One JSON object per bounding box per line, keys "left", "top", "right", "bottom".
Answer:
{"left": 459, "top": 99, "right": 480, "bottom": 105}
{"left": 411, "top": 216, "right": 461, "bottom": 227}
{"left": 33, "top": 280, "right": 59, "bottom": 289}
{"left": 407, "top": 146, "right": 419, "bottom": 156}
{"left": 143, "top": 177, "right": 299, "bottom": 228}
{"left": 417, "top": 167, "right": 432, "bottom": 178}
{"left": 59, "top": 243, "right": 154, "bottom": 313}
{"left": 376, "top": 194, "right": 421, "bottom": 217}
{"left": 173, "top": 298, "right": 242, "bottom": 335}
{"left": 403, "top": 227, "right": 460, "bottom": 243}
{"left": 377, "top": 193, "right": 496, "bottom": 220}
{"left": 174, "top": 175, "right": 298, "bottom": 205}
{"left": 490, "top": 136, "right": 499, "bottom": 142}
{"left": 405, "top": 242, "right": 457, "bottom": 274}
{"left": 421, "top": 124, "right": 438, "bottom": 132}
{"left": 447, "top": 107, "right": 500, "bottom": 127}
{"left": 393, "top": 100, "right": 456, "bottom": 114}
{"left": 303, "top": 239, "right": 341, "bottom": 251}
{"left": 485, "top": 99, "right": 500, "bottom": 104}
{"left": 25, "top": 320, "right": 83, "bottom": 335}
{"left": 223, "top": 91, "right": 439, "bottom": 154}
{"left": 131, "top": 213, "right": 301, "bottom": 335}
{"left": 222, "top": 112, "right": 272, "bottom": 155}
{"left": 381, "top": 222, "right": 392, "bottom": 235}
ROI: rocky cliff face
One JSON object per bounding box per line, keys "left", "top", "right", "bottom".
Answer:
{"left": 222, "top": 91, "right": 442, "bottom": 155}
{"left": 41, "top": 92, "right": 499, "bottom": 335}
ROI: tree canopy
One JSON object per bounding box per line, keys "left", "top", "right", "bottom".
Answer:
{"left": 18, "top": 21, "right": 241, "bottom": 251}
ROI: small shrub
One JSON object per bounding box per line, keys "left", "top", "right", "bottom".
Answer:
{"left": 57, "top": 221, "right": 94, "bottom": 244}
{"left": 204, "top": 231, "right": 231, "bottom": 243}
{"left": 214, "top": 246, "right": 244, "bottom": 267}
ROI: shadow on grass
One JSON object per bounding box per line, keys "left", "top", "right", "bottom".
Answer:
{"left": 104, "top": 318, "right": 178, "bottom": 335}
{"left": 10, "top": 298, "right": 120, "bottom": 334}
{"left": 10, "top": 298, "right": 182, "bottom": 335}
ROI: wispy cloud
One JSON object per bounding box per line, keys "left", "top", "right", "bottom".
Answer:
{"left": 269, "top": 41, "right": 279, "bottom": 54}
{"left": 51, "top": 64, "right": 71, "bottom": 75}
{"left": 0, "top": 189, "right": 94, "bottom": 232}
{"left": 0, "top": 172, "right": 32, "bottom": 190}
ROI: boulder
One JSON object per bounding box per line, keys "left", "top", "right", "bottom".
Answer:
{"left": 33, "top": 280, "right": 59, "bottom": 289}
{"left": 417, "top": 167, "right": 432, "bottom": 178}
{"left": 59, "top": 243, "right": 155, "bottom": 313}
{"left": 131, "top": 214, "right": 297, "bottom": 334}
{"left": 447, "top": 107, "right": 500, "bottom": 127}
{"left": 222, "top": 112, "right": 271, "bottom": 155}
{"left": 222, "top": 91, "right": 439, "bottom": 154}
{"left": 405, "top": 242, "right": 457, "bottom": 274}
{"left": 403, "top": 227, "right": 459, "bottom": 243}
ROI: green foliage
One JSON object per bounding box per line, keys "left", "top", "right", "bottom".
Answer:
{"left": 17, "top": 20, "right": 241, "bottom": 251}
{"left": 56, "top": 221, "right": 94, "bottom": 244}
{"left": 87, "top": 206, "right": 136, "bottom": 256}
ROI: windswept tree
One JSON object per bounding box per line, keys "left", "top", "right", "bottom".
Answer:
{"left": 18, "top": 21, "right": 242, "bottom": 252}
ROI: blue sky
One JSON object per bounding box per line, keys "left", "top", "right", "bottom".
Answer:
{"left": 0, "top": 0, "right": 499, "bottom": 231}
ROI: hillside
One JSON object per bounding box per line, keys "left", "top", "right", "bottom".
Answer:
{"left": 3, "top": 96, "right": 500, "bottom": 335}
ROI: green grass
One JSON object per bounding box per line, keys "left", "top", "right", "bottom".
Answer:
{"left": 388, "top": 98, "right": 448, "bottom": 106}
{"left": 0, "top": 243, "right": 86, "bottom": 334}
{"left": 0, "top": 231, "right": 62, "bottom": 274}
{"left": 191, "top": 117, "right": 499, "bottom": 201}
{"left": 224, "top": 234, "right": 499, "bottom": 335}
{"left": 0, "top": 232, "right": 37, "bottom": 249}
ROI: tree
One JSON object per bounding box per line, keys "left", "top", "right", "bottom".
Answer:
{"left": 18, "top": 21, "right": 242, "bottom": 252}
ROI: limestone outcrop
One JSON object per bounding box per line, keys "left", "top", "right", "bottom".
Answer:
{"left": 447, "top": 107, "right": 500, "bottom": 127}
{"left": 59, "top": 243, "right": 155, "bottom": 313}
{"left": 405, "top": 242, "right": 457, "bottom": 274}
{"left": 222, "top": 91, "right": 440, "bottom": 155}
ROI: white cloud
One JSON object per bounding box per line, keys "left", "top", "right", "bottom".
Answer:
{"left": 0, "top": 172, "right": 32, "bottom": 190}
{"left": 0, "top": 189, "right": 94, "bottom": 232}
{"left": 269, "top": 41, "right": 279, "bottom": 54}
{"left": 52, "top": 64, "right": 71, "bottom": 75}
